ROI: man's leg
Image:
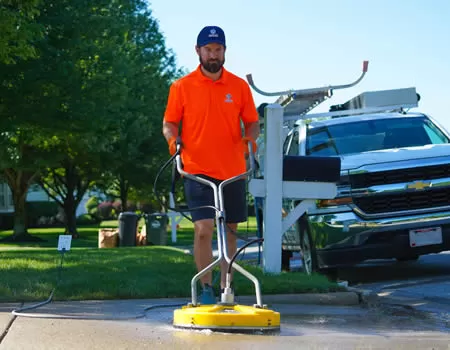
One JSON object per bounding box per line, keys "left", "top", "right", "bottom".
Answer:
{"left": 220, "top": 178, "right": 247, "bottom": 290}
{"left": 221, "top": 223, "right": 238, "bottom": 289}
{"left": 193, "top": 218, "right": 215, "bottom": 286}
{"left": 183, "top": 176, "right": 217, "bottom": 304}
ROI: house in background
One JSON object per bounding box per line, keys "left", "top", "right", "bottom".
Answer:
{"left": 0, "top": 182, "right": 14, "bottom": 214}
{"left": 0, "top": 183, "right": 88, "bottom": 217}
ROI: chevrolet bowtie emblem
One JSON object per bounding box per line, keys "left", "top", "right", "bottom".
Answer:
{"left": 407, "top": 181, "right": 432, "bottom": 190}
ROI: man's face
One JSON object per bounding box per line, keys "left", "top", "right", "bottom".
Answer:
{"left": 196, "top": 43, "right": 225, "bottom": 73}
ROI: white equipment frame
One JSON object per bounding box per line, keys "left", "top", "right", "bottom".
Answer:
{"left": 247, "top": 61, "right": 370, "bottom": 273}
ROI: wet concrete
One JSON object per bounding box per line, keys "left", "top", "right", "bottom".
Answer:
{"left": 2, "top": 300, "right": 449, "bottom": 349}
{"left": 3, "top": 312, "right": 449, "bottom": 350}
{"left": 151, "top": 302, "right": 450, "bottom": 335}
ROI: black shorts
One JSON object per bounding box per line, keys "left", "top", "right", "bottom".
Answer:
{"left": 184, "top": 175, "right": 247, "bottom": 223}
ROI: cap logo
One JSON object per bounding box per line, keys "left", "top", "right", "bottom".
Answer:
{"left": 209, "top": 28, "right": 219, "bottom": 38}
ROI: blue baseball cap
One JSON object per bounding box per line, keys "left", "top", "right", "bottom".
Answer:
{"left": 196, "top": 26, "right": 226, "bottom": 47}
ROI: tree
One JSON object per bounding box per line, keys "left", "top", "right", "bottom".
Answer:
{"left": 0, "top": 0, "right": 42, "bottom": 64}
{"left": 37, "top": 132, "right": 106, "bottom": 238}
{"left": 0, "top": 0, "right": 133, "bottom": 239}
{"left": 0, "top": 128, "right": 59, "bottom": 241}
{"left": 0, "top": 0, "right": 183, "bottom": 240}
{"left": 97, "top": 3, "right": 183, "bottom": 212}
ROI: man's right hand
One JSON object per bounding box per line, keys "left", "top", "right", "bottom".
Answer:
{"left": 168, "top": 136, "right": 183, "bottom": 155}
{"left": 168, "top": 136, "right": 177, "bottom": 155}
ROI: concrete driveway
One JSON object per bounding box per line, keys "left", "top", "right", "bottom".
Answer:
{"left": 1, "top": 292, "right": 449, "bottom": 349}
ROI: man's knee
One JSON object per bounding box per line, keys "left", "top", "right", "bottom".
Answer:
{"left": 226, "top": 223, "right": 238, "bottom": 237}
{"left": 194, "top": 219, "right": 214, "bottom": 240}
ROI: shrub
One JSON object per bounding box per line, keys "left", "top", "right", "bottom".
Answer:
{"left": 26, "top": 201, "right": 60, "bottom": 227}
{"left": 111, "top": 200, "right": 137, "bottom": 213}
{"left": 137, "top": 202, "right": 154, "bottom": 213}
{"left": 0, "top": 213, "right": 14, "bottom": 230}
{"left": 85, "top": 196, "right": 100, "bottom": 217}
{"left": 112, "top": 199, "right": 122, "bottom": 213}
{"left": 127, "top": 201, "right": 137, "bottom": 212}
{"left": 97, "top": 201, "right": 114, "bottom": 220}
{"left": 76, "top": 214, "right": 98, "bottom": 225}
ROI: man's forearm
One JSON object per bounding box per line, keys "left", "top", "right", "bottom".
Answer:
{"left": 244, "top": 121, "right": 260, "bottom": 141}
{"left": 162, "top": 121, "right": 179, "bottom": 142}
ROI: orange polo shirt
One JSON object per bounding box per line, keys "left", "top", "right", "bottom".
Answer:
{"left": 164, "top": 65, "right": 258, "bottom": 180}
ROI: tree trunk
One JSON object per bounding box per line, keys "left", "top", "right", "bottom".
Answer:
{"left": 55, "top": 162, "right": 85, "bottom": 239}
{"left": 39, "top": 160, "right": 90, "bottom": 239}
{"left": 63, "top": 191, "right": 78, "bottom": 238}
{"left": 119, "top": 175, "right": 129, "bottom": 212}
{"left": 12, "top": 189, "right": 27, "bottom": 235}
{"left": 0, "top": 169, "right": 43, "bottom": 242}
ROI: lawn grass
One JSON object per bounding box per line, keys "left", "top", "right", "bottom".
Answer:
{"left": 0, "top": 246, "right": 342, "bottom": 302}
{"left": 0, "top": 216, "right": 343, "bottom": 302}
{"left": 0, "top": 216, "right": 259, "bottom": 249}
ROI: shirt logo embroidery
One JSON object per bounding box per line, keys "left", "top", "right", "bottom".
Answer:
{"left": 224, "top": 93, "right": 233, "bottom": 103}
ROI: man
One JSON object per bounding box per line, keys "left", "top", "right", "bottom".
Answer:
{"left": 162, "top": 25, "right": 260, "bottom": 304}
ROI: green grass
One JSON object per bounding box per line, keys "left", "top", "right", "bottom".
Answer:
{"left": 0, "top": 217, "right": 343, "bottom": 302}
{"left": 164, "top": 217, "right": 259, "bottom": 247}
{"left": 0, "top": 217, "right": 258, "bottom": 249}
{"left": 0, "top": 246, "right": 342, "bottom": 302}
{"left": 0, "top": 226, "right": 100, "bottom": 248}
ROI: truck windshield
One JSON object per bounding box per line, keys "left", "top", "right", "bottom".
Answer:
{"left": 306, "top": 117, "right": 449, "bottom": 156}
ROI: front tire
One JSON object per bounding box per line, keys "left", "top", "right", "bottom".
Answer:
{"left": 282, "top": 249, "right": 293, "bottom": 271}
{"left": 298, "top": 216, "right": 318, "bottom": 275}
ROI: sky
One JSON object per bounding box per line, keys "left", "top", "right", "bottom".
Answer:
{"left": 149, "top": 0, "right": 450, "bottom": 131}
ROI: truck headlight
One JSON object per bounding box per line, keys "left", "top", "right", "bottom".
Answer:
{"left": 318, "top": 197, "right": 353, "bottom": 207}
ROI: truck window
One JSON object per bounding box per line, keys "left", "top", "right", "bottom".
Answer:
{"left": 287, "top": 131, "right": 299, "bottom": 156}
{"left": 306, "top": 116, "right": 449, "bottom": 156}
{"left": 306, "top": 129, "right": 338, "bottom": 156}
{"left": 283, "top": 132, "right": 291, "bottom": 155}
{"left": 424, "top": 121, "right": 449, "bottom": 144}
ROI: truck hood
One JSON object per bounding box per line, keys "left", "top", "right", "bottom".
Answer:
{"left": 340, "top": 144, "right": 450, "bottom": 171}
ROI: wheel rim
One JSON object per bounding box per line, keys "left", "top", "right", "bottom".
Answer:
{"left": 302, "top": 232, "right": 313, "bottom": 275}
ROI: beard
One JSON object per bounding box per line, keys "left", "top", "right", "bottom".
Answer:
{"left": 200, "top": 57, "right": 225, "bottom": 73}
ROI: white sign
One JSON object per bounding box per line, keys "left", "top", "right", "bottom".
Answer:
{"left": 409, "top": 227, "right": 443, "bottom": 248}
{"left": 58, "top": 235, "right": 72, "bottom": 252}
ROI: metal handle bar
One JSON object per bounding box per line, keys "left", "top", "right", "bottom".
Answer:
{"left": 175, "top": 141, "right": 256, "bottom": 185}
{"left": 246, "top": 60, "right": 369, "bottom": 97}
{"left": 174, "top": 141, "right": 263, "bottom": 306}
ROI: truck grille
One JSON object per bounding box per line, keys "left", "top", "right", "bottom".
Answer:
{"left": 350, "top": 164, "right": 450, "bottom": 188}
{"left": 353, "top": 187, "right": 450, "bottom": 214}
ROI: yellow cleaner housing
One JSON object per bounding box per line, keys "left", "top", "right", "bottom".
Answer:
{"left": 171, "top": 140, "right": 280, "bottom": 333}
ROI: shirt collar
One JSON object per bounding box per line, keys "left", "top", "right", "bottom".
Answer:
{"left": 194, "top": 64, "right": 228, "bottom": 84}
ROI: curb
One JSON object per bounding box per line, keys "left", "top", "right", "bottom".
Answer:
{"left": 0, "top": 303, "right": 21, "bottom": 343}
{"left": 237, "top": 291, "right": 361, "bottom": 306}
{"left": 346, "top": 287, "right": 380, "bottom": 306}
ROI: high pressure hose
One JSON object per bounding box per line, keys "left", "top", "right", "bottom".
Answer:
{"left": 153, "top": 142, "right": 259, "bottom": 245}
{"left": 228, "top": 238, "right": 264, "bottom": 275}
{"left": 11, "top": 251, "right": 186, "bottom": 320}
{"left": 13, "top": 144, "right": 261, "bottom": 320}
{"left": 152, "top": 144, "right": 219, "bottom": 220}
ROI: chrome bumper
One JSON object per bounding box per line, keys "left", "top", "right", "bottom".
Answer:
{"left": 310, "top": 209, "right": 450, "bottom": 249}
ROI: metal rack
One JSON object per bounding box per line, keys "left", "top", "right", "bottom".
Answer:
{"left": 246, "top": 61, "right": 369, "bottom": 118}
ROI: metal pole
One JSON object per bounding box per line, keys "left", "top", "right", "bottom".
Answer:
{"left": 169, "top": 193, "right": 177, "bottom": 243}
{"left": 263, "top": 104, "right": 284, "bottom": 273}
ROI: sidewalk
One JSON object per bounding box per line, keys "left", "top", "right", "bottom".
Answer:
{"left": 0, "top": 291, "right": 363, "bottom": 350}
{"left": 4, "top": 280, "right": 450, "bottom": 349}
{"left": 3, "top": 289, "right": 450, "bottom": 350}
{"left": 3, "top": 241, "right": 449, "bottom": 348}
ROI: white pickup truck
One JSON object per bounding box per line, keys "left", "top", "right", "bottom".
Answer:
{"left": 252, "top": 82, "right": 450, "bottom": 275}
